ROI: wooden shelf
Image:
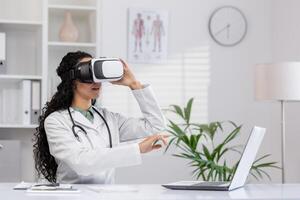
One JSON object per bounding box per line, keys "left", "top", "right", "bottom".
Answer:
{"left": 48, "top": 41, "right": 97, "bottom": 47}
{"left": 0, "top": 124, "right": 38, "bottom": 129}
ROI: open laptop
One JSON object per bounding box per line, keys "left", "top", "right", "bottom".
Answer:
{"left": 162, "top": 126, "right": 266, "bottom": 191}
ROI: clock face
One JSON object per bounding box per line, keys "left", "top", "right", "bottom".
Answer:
{"left": 209, "top": 6, "right": 247, "bottom": 46}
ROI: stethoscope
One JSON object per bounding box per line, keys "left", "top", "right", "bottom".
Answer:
{"left": 67, "top": 106, "right": 112, "bottom": 148}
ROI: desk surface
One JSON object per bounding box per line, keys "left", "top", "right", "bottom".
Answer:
{"left": 1, "top": 183, "right": 300, "bottom": 199}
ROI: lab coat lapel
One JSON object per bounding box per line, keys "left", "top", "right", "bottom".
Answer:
{"left": 91, "top": 107, "right": 111, "bottom": 144}
{"left": 92, "top": 107, "right": 105, "bottom": 129}
{"left": 70, "top": 108, "right": 98, "bottom": 132}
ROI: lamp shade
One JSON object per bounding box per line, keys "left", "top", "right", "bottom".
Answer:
{"left": 255, "top": 62, "right": 300, "bottom": 101}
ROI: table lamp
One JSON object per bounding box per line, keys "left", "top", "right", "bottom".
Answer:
{"left": 255, "top": 62, "right": 300, "bottom": 183}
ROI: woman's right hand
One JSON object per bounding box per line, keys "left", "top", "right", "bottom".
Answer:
{"left": 138, "top": 133, "right": 169, "bottom": 153}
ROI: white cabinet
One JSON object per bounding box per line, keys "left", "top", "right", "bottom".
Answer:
{"left": 44, "top": 0, "right": 101, "bottom": 100}
{"left": 0, "top": 0, "right": 101, "bottom": 181}
{"left": 0, "top": 140, "right": 21, "bottom": 182}
{"left": 0, "top": 0, "right": 101, "bottom": 128}
{"left": 0, "top": 23, "right": 42, "bottom": 127}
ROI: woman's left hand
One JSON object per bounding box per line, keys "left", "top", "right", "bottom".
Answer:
{"left": 111, "top": 59, "right": 143, "bottom": 90}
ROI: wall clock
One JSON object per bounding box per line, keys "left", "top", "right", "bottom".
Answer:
{"left": 208, "top": 6, "right": 247, "bottom": 47}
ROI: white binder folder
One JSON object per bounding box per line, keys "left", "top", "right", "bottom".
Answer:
{"left": 0, "top": 32, "right": 5, "bottom": 73}
{"left": 22, "top": 80, "right": 31, "bottom": 124}
{"left": 31, "top": 81, "right": 40, "bottom": 124}
{"left": 0, "top": 32, "right": 5, "bottom": 64}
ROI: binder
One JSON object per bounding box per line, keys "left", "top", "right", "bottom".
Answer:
{"left": 31, "top": 81, "right": 40, "bottom": 124}
{"left": 0, "top": 32, "right": 5, "bottom": 73}
{"left": 21, "top": 80, "right": 31, "bottom": 125}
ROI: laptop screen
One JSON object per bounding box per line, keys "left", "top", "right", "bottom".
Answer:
{"left": 228, "top": 126, "right": 265, "bottom": 190}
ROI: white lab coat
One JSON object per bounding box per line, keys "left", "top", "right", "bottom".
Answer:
{"left": 44, "top": 85, "right": 166, "bottom": 184}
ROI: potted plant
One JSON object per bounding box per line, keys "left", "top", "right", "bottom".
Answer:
{"left": 164, "top": 98, "right": 279, "bottom": 181}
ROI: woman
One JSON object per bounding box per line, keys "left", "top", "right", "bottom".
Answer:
{"left": 33, "top": 51, "right": 167, "bottom": 184}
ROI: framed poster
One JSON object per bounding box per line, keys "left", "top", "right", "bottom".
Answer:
{"left": 128, "top": 8, "right": 168, "bottom": 63}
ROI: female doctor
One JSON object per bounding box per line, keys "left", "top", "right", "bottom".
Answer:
{"left": 33, "top": 51, "right": 167, "bottom": 184}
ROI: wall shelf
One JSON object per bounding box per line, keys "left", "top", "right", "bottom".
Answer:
{"left": 0, "top": 19, "right": 42, "bottom": 30}
{"left": 48, "top": 41, "right": 97, "bottom": 47}
{"left": 0, "top": 19, "right": 42, "bottom": 26}
{"left": 48, "top": 6, "right": 97, "bottom": 43}
{"left": 46, "top": 0, "right": 100, "bottom": 99}
{"left": 0, "top": 74, "right": 43, "bottom": 81}
{"left": 0, "top": 124, "right": 38, "bottom": 129}
{"left": 48, "top": 4, "right": 97, "bottom": 11}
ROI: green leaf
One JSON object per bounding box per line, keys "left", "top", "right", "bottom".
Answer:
{"left": 216, "top": 121, "right": 224, "bottom": 131}
{"left": 253, "top": 162, "right": 280, "bottom": 169}
{"left": 180, "top": 135, "right": 191, "bottom": 147}
{"left": 170, "top": 105, "right": 185, "bottom": 119}
{"left": 255, "top": 168, "right": 263, "bottom": 179}
{"left": 166, "top": 129, "right": 179, "bottom": 137}
{"left": 189, "top": 134, "right": 201, "bottom": 152}
{"left": 184, "top": 98, "right": 194, "bottom": 123}
{"left": 164, "top": 137, "right": 176, "bottom": 153}
{"left": 228, "top": 120, "right": 239, "bottom": 128}
{"left": 202, "top": 145, "right": 212, "bottom": 161}
{"left": 197, "top": 124, "right": 210, "bottom": 135}
{"left": 253, "top": 154, "right": 271, "bottom": 164}
{"left": 258, "top": 169, "right": 272, "bottom": 180}
{"left": 168, "top": 120, "right": 185, "bottom": 136}
{"left": 223, "top": 161, "right": 227, "bottom": 181}
{"left": 217, "top": 145, "right": 243, "bottom": 161}
{"left": 223, "top": 125, "right": 241, "bottom": 145}
{"left": 250, "top": 171, "right": 260, "bottom": 181}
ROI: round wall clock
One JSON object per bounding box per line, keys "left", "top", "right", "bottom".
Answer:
{"left": 208, "top": 6, "right": 247, "bottom": 47}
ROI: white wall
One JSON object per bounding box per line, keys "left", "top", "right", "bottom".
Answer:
{"left": 100, "top": 0, "right": 285, "bottom": 184}
{"left": 100, "top": 0, "right": 212, "bottom": 184}
{"left": 207, "top": 0, "right": 282, "bottom": 183}
{"left": 271, "top": 0, "right": 300, "bottom": 183}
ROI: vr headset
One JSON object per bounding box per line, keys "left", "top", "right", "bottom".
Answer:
{"left": 67, "top": 58, "right": 124, "bottom": 83}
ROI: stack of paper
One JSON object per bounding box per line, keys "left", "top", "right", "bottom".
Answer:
{"left": 13, "top": 182, "right": 80, "bottom": 193}
{"left": 27, "top": 184, "right": 80, "bottom": 194}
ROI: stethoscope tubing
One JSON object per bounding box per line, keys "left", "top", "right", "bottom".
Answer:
{"left": 67, "top": 107, "right": 112, "bottom": 148}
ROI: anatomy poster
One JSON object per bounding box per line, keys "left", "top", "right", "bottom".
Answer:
{"left": 128, "top": 8, "right": 168, "bottom": 63}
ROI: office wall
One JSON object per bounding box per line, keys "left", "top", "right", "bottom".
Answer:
{"left": 271, "top": 0, "right": 300, "bottom": 183}
{"left": 207, "top": 0, "right": 282, "bottom": 183}
{"left": 99, "top": 0, "right": 285, "bottom": 183}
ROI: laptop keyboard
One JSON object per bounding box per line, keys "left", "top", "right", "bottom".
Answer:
{"left": 193, "top": 182, "right": 228, "bottom": 186}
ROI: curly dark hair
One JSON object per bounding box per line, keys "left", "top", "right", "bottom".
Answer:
{"left": 33, "top": 51, "right": 92, "bottom": 183}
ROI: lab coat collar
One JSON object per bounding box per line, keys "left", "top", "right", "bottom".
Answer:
{"left": 68, "top": 107, "right": 104, "bottom": 132}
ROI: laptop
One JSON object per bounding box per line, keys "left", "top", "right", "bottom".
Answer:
{"left": 162, "top": 126, "right": 266, "bottom": 191}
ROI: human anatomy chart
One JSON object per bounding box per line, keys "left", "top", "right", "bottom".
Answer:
{"left": 128, "top": 8, "right": 168, "bottom": 63}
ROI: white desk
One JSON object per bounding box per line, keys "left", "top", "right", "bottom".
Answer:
{"left": 1, "top": 183, "right": 300, "bottom": 199}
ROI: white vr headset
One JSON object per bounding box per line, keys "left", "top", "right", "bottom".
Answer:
{"left": 67, "top": 58, "right": 124, "bottom": 83}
